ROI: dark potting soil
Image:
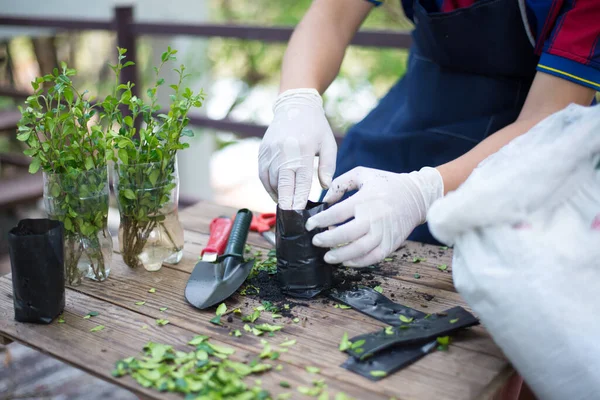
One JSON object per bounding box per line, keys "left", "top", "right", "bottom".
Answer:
{"left": 242, "top": 266, "right": 383, "bottom": 319}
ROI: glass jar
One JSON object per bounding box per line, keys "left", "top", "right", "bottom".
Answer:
{"left": 43, "top": 166, "right": 113, "bottom": 286}
{"left": 112, "top": 159, "right": 184, "bottom": 271}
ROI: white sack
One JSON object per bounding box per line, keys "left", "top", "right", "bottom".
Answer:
{"left": 428, "top": 104, "right": 600, "bottom": 400}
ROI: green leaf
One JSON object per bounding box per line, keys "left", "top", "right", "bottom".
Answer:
{"left": 148, "top": 288, "right": 156, "bottom": 293}
{"left": 84, "top": 311, "right": 99, "bottom": 319}
{"left": 440, "top": 246, "right": 449, "bottom": 250}
{"left": 413, "top": 257, "right": 426, "bottom": 263}
{"left": 279, "top": 381, "right": 291, "bottom": 388}
{"left": 414, "top": 273, "right": 421, "bottom": 279}
{"left": 155, "top": 319, "right": 169, "bottom": 326}
{"left": 188, "top": 335, "right": 209, "bottom": 345}
{"left": 210, "top": 315, "right": 222, "bottom": 326}
{"left": 306, "top": 366, "right": 320, "bottom": 374}
{"left": 159, "top": 307, "right": 167, "bottom": 312}
{"left": 373, "top": 286, "right": 383, "bottom": 293}
{"left": 57, "top": 316, "right": 65, "bottom": 323}
{"left": 231, "top": 329, "right": 242, "bottom": 337}
{"left": 437, "top": 264, "right": 448, "bottom": 271}
{"left": 207, "top": 342, "right": 235, "bottom": 355}
{"left": 384, "top": 326, "right": 394, "bottom": 335}
{"left": 350, "top": 339, "right": 365, "bottom": 349}
{"left": 215, "top": 303, "right": 227, "bottom": 316}
{"left": 124, "top": 115, "right": 133, "bottom": 128}
{"left": 118, "top": 148, "right": 128, "bottom": 164}
{"left": 90, "top": 325, "right": 105, "bottom": 332}
{"left": 28, "top": 157, "right": 41, "bottom": 174}
{"left": 437, "top": 336, "right": 450, "bottom": 345}
{"left": 280, "top": 339, "right": 296, "bottom": 347}
{"left": 334, "top": 304, "right": 352, "bottom": 309}
{"left": 181, "top": 128, "right": 194, "bottom": 137}
{"left": 254, "top": 323, "right": 282, "bottom": 333}
{"left": 384, "top": 257, "right": 394, "bottom": 262}
{"left": 148, "top": 169, "right": 160, "bottom": 186}
{"left": 449, "top": 318, "right": 459, "bottom": 324}
{"left": 339, "top": 332, "right": 352, "bottom": 351}
{"left": 123, "top": 189, "right": 136, "bottom": 200}
{"left": 84, "top": 156, "right": 94, "bottom": 170}
{"left": 242, "top": 309, "right": 260, "bottom": 323}
{"left": 135, "top": 301, "right": 146, "bottom": 306}
{"left": 63, "top": 217, "right": 73, "bottom": 231}
{"left": 399, "top": 315, "right": 414, "bottom": 323}
{"left": 369, "top": 370, "right": 387, "bottom": 377}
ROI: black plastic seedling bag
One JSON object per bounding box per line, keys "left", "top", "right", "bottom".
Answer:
{"left": 346, "top": 306, "right": 479, "bottom": 360}
{"left": 276, "top": 201, "right": 333, "bottom": 298}
{"left": 330, "top": 287, "right": 426, "bottom": 324}
{"left": 8, "top": 219, "right": 65, "bottom": 324}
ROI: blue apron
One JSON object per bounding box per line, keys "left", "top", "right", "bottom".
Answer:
{"left": 330, "top": 0, "right": 539, "bottom": 244}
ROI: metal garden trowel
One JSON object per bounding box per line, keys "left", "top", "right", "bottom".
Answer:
{"left": 185, "top": 209, "right": 254, "bottom": 309}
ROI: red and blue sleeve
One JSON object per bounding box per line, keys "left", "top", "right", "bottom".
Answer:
{"left": 535, "top": 0, "right": 600, "bottom": 91}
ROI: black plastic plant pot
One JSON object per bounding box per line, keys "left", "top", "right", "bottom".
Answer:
{"left": 8, "top": 219, "right": 65, "bottom": 324}
{"left": 276, "top": 201, "right": 333, "bottom": 298}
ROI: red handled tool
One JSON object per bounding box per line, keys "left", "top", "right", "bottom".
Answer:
{"left": 250, "top": 213, "right": 276, "bottom": 247}
{"left": 200, "top": 216, "right": 233, "bottom": 262}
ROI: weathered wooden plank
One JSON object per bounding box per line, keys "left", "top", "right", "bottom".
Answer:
{"left": 64, "top": 254, "right": 509, "bottom": 400}
{"left": 1, "top": 342, "right": 138, "bottom": 400}
{"left": 0, "top": 277, "right": 379, "bottom": 400}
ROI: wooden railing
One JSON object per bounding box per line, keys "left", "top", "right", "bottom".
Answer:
{"left": 0, "top": 5, "right": 412, "bottom": 142}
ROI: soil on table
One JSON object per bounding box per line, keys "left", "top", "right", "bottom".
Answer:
{"left": 241, "top": 266, "right": 383, "bottom": 318}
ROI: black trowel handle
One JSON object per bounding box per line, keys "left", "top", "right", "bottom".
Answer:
{"left": 224, "top": 209, "right": 253, "bottom": 259}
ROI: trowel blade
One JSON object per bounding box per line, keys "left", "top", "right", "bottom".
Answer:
{"left": 185, "top": 258, "right": 255, "bottom": 310}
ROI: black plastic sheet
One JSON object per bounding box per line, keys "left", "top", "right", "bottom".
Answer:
{"left": 8, "top": 219, "right": 65, "bottom": 324}
{"left": 346, "top": 306, "right": 479, "bottom": 359}
{"left": 276, "top": 201, "right": 333, "bottom": 298}
{"left": 342, "top": 341, "right": 437, "bottom": 381}
{"left": 329, "top": 287, "right": 426, "bottom": 324}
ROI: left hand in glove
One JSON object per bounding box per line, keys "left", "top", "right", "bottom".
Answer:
{"left": 305, "top": 166, "right": 444, "bottom": 267}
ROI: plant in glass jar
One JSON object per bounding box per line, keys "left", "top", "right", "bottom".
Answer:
{"left": 104, "top": 47, "right": 204, "bottom": 271}
{"left": 16, "top": 63, "right": 113, "bottom": 286}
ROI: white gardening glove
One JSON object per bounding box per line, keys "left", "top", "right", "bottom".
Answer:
{"left": 258, "top": 88, "right": 337, "bottom": 210}
{"left": 306, "top": 166, "right": 444, "bottom": 267}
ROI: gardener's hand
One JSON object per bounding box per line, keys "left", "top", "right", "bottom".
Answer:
{"left": 259, "top": 88, "right": 337, "bottom": 210}
{"left": 306, "top": 167, "right": 444, "bottom": 267}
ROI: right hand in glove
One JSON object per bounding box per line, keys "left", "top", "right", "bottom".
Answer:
{"left": 258, "top": 88, "right": 337, "bottom": 210}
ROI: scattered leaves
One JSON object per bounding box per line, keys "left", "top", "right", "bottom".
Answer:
{"left": 254, "top": 323, "right": 283, "bottom": 333}
{"left": 210, "top": 315, "right": 222, "bottom": 326}
{"left": 148, "top": 288, "right": 156, "bottom": 293}
{"left": 216, "top": 303, "right": 227, "bottom": 316}
{"left": 350, "top": 340, "right": 365, "bottom": 350}
{"left": 90, "top": 325, "right": 105, "bottom": 332}
{"left": 339, "top": 332, "right": 352, "bottom": 351}
{"left": 135, "top": 301, "right": 146, "bottom": 306}
{"left": 280, "top": 339, "right": 296, "bottom": 347}
{"left": 231, "top": 330, "right": 242, "bottom": 337}
{"left": 334, "top": 304, "right": 352, "bottom": 309}
{"left": 437, "top": 336, "right": 450, "bottom": 351}
{"left": 412, "top": 257, "right": 426, "bottom": 263}
{"left": 58, "top": 316, "right": 65, "bottom": 324}
{"left": 373, "top": 286, "right": 383, "bottom": 294}
{"left": 242, "top": 309, "right": 261, "bottom": 323}
{"left": 159, "top": 307, "right": 168, "bottom": 312}
{"left": 399, "top": 315, "right": 414, "bottom": 323}
{"left": 437, "top": 264, "right": 448, "bottom": 271}
{"left": 155, "top": 319, "right": 169, "bottom": 326}
{"left": 83, "top": 311, "right": 99, "bottom": 319}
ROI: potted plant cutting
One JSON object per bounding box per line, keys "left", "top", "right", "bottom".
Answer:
{"left": 105, "top": 47, "right": 204, "bottom": 271}
{"left": 17, "top": 63, "right": 113, "bottom": 285}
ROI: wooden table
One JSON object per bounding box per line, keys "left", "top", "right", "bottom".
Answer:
{"left": 0, "top": 201, "right": 514, "bottom": 400}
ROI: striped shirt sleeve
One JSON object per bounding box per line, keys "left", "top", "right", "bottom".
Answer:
{"left": 536, "top": 0, "right": 600, "bottom": 91}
